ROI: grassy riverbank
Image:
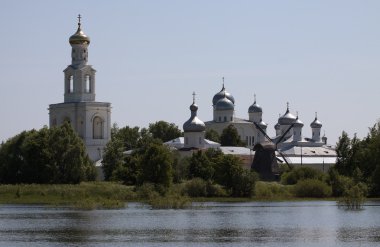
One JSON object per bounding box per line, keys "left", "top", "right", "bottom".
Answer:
{"left": 0, "top": 182, "right": 137, "bottom": 209}
{"left": 0, "top": 181, "right": 362, "bottom": 209}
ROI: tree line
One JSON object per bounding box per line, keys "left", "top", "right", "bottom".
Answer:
{"left": 102, "top": 121, "right": 256, "bottom": 197}
{"left": 0, "top": 122, "right": 95, "bottom": 184}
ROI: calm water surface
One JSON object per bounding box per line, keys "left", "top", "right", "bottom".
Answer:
{"left": 1, "top": 201, "right": 380, "bottom": 247}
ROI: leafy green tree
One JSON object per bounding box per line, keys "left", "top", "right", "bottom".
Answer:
{"left": 220, "top": 124, "right": 242, "bottom": 146}
{"left": 205, "top": 129, "right": 220, "bottom": 143}
{"left": 0, "top": 131, "right": 30, "bottom": 183}
{"left": 102, "top": 138, "right": 125, "bottom": 181}
{"left": 188, "top": 151, "right": 215, "bottom": 181}
{"left": 281, "top": 166, "right": 326, "bottom": 185}
{"left": 47, "top": 122, "right": 95, "bottom": 183}
{"left": 148, "top": 121, "right": 182, "bottom": 142}
{"left": 112, "top": 125, "right": 141, "bottom": 150}
{"left": 138, "top": 143, "right": 174, "bottom": 188}
{"left": 0, "top": 123, "right": 95, "bottom": 184}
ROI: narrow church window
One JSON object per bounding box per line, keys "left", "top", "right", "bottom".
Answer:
{"left": 69, "top": 76, "right": 73, "bottom": 93}
{"left": 93, "top": 116, "right": 103, "bottom": 139}
{"left": 224, "top": 116, "right": 227, "bottom": 122}
{"left": 85, "top": 75, "right": 90, "bottom": 93}
{"left": 230, "top": 117, "right": 233, "bottom": 121}
{"left": 218, "top": 117, "right": 221, "bottom": 122}
{"left": 199, "top": 137, "right": 202, "bottom": 144}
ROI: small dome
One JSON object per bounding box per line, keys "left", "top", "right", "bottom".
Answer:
{"left": 212, "top": 84, "right": 235, "bottom": 106}
{"left": 310, "top": 117, "right": 322, "bottom": 128}
{"left": 190, "top": 103, "right": 198, "bottom": 112}
{"left": 293, "top": 117, "right": 304, "bottom": 127}
{"left": 183, "top": 103, "right": 206, "bottom": 132}
{"left": 278, "top": 107, "right": 297, "bottom": 125}
{"left": 69, "top": 17, "right": 90, "bottom": 45}
{"left": 258, "top": 119, "right": 268, "bottom": 129}
{"left": 274, "top": 122, "right": 281, "bottom": 130}
{"left": 183, "top": 94, "right": 206, "bottom": 132}
{"left": 248, "top": 101, "right": 262, "bottom": 113}
{"left": 215, "top": 96, "right": 234, "bottom": 111}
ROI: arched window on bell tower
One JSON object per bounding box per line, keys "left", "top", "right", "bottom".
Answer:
{"left": 69, "top": 76, "right": 73, "bottom": 93}
{"left": 93, "top": 116, "right": 103, "bottom": 139}
{"left": 85, "top": 75, "right": 90, "bottom": 93}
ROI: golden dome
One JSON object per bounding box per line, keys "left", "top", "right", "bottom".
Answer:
{"left": 69, "top": 15, "right": 90, "bottom": 45}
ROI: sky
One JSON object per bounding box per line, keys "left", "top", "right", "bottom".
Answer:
{"left": 0, "top": 0, "right": 379, "bottom": 145}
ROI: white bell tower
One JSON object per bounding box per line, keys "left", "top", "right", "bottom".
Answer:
{"left": 49, "top": 15, "right": 111, "bottom": 161}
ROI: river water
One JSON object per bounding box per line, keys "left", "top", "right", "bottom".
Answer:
{"left": 1, "top": 201, "right": 380, "bottom": 247}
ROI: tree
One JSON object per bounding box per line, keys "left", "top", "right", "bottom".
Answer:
{"left": 112, "top": 125, "right": 141, "bottom": 150}
{"left": 214, "top": 154, "right": 257, "bottom": 197}
{"left": 220, "top": 124, "right": 242, "bottom": 146}
{"left": 188, "top": 151, "right": 215, "bottom": 181}
{"left": 138, "top": 143, "right": 174, "bottom": 188}
{"left": 0, "top": 123, "right": 95, "bottom": 184}
{"left": 148, "top": 121, "right": 182, "bottom": 142}
{"left": 205, "top": 129, "right": 220, "bottom": 143}
{"left": 102, "top": 138, "right": 125, "bottom": 181}
{"left": 45, "top": 122, "right": 95, "bottom": 183}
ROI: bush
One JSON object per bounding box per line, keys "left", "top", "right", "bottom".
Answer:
{"left": 293, "top": 179, "right": 332, "bottom": 198}
{"left": 183, "top": 178, "right": 207, "bottom": 197}
{"left": 182, "top": 178, "right": 228, "bottom": 197}
{"left": 135, "top": 183, "right": 160, "bottom": 200}
{"left": 281, "top": 167, "right": 326, "bottom": 185}
{"left": 231, "top": 169, "right": 258, "bottom": 197}
{"left": 328, "top": 169, "right": 354, "bottom": 197}
{"left": 339, "top": 182, "right": 367, "bottom": 209}
{"left": 255, "top": 181, "right": 293, "bottom": 199}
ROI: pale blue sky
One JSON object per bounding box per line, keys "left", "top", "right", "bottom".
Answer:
{"left": 0, "top": 0, "right": 379, "bottom": 145}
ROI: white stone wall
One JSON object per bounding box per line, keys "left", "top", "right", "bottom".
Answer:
{"left": 205, "top": 121, "right": 257, "bottom": 147}
{"left": 49, "top": 102, "right": 111, "bottom": 161}
{"left": 184, "top": 131, "right": 205, "bottom": 149}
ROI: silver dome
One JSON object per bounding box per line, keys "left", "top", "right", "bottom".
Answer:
{"left": 248, "top": 101, "right": 262, "bottom": 113}
{"left": 274, "top": 122, "right": 281, "bottom": 130}
{"left": 293, "top": 117, "right": 304, "bottom": 127}
{"left": 310, "top": 117, "right": 322, "bottom": 128}
{"left": 258, "top": 119, "right": 268, "bottom": 129}
{"left": 212, "top": 85, "right": 235, "bottom": 106}
{"left": 183, "top": 103, "right": 206, "bottom": 132}
{"left": 215, "top": 96, "right": 234, "bottom": 111}
{"left": 278, "top": 106, "right": 297, "bottom": 125}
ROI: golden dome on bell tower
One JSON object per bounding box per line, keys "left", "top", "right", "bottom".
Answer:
{"left": 69, "top": 14, "right": 90, "bottom": 45}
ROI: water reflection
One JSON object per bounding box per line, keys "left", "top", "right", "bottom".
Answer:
{"left": 0, "top": 201, "right": 380, "bottom": 247}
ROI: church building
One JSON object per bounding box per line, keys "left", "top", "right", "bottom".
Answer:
{"left": 205, "top": 78, "right": 268, "bottom": 148}
{"left": 49, "top": 16, "right": 111, "bottom": 161}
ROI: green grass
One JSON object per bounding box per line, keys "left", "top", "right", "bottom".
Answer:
{"left": 0, "top": 182, "right": 136, "bottom": 209}
{"left": 0, "top": 181, "right": 361, "bottom": 210}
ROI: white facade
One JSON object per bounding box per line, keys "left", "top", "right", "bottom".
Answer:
{"left": 49, "top": 17, "right": 111, "bottom": 161}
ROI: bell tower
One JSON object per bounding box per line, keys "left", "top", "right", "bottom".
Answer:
{"left": 49, "top": 15, "right": 111, "bottom": 161}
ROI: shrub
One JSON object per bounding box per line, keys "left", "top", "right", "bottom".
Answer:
{"left": 328, "top": 169, "right": 354, "bottom": 197}
{"left": 231, "top": 169, "right": 258, "bottom": 197}
{"left": 293, "top": 179, "right": 332, "bottom": 198}
{"left": 183, "top": 178, "right": 208, "bottom": 197}
{"left": 205, "top": 181, "right": 228, "bottom": 197}
{"left": 255, "top": 181, "right": 293, "bottom": 199}
{"left": 338, "top": 182, "right": 367, "bottom": 209}
{"left": 136, "top": 183, "right": 160, "bottom": 200}
{"left": 281, "top": 167, "right": 326, "bottom": 185}
{"left": 182, "top": 178, "right": 228, "bottom": 197}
